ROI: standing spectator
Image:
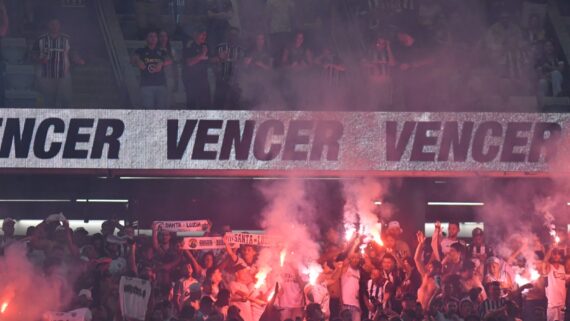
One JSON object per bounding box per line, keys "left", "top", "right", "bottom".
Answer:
{"left": 183, "top": 28, "right": 211, "bottom": 109}
{"left": 159, "top": 30, "right": 179, "bottom": 107}
{"left": 479, "top": 281, "right": 509, "bottom": 320}
{"left": 400, "top": 256, "right": 421, "bottom": 298}
{"left": 340, "top": 253, "right": 362, "bottom": 321}
{"left": 543, "top": 247, "right": 568, "bottom": 321}
{"left": 440, "top": 222, "right": 465, "bottom": 255}
{"left": 0, "top": 0, "right": 8, "bottom": 107}
{"left": 33, "top": 18, "right": 84, "bottom": 108}
{"left": 483, "top": 256, "right": 514, "bottom": 295}
{"left": 174, "top": 263, "right": 201, "bottom": 311}
{"left": 536, "top": 41, "right": 565, "bottom": 98}
{"left": 467, "top": 228, "right": 493, "bottom": 270}
{"left": 278, "top": 262, "right": 305, "bottom": 321}
{"left": 0, "top": 217, "right": 15, "bottom": 252}
{"left": 364, "top": 266, "right": 384, "bottom": 319}
{"left": 415, "top": 230, "right": 443, "bottom": 310}
{"left": 363, "top": 34, "right": 395, "bottom": 109}
{"left": 242, "top": 33, "right": 273, "bottom": 107}
{"left": 230, "top": 264, "right": 254, "bottom": 321}
{"left": 212, "top": 27, "right": 244, "bottom": 108}
{"left": 135, "top": 0, "right": 162, "bottom": 39}
{"left": 385, "top": 221, "right": 411, "bottom": 260}
{"left": 281, "top": 31, "right": 312, "bottom": 70}
{"left": 132, "top": 29, "right": 172, "bottom": 109}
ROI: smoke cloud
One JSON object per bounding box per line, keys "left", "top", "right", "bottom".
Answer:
{"left": 254, "top": 179, "right": 322, "bottom": 282}
{"left": 0, "top": 243, "right": 73, "bottom": 321}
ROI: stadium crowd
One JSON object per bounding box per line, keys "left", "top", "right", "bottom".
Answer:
{"left": 1, "top": 217, "right": 569, "bottom": 321}
{"left": 120, "top": 0, "right": 570, "bottom": 110}
{"left": 0, "top": 0, "right": 568, "bottom": 109}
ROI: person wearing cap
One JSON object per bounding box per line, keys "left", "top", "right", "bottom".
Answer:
{"left": 385, "top": 221, "right": 411, "bottom": 260}
{"left": 483, "top": 257, "right": 513, "bottom": 295}
{"left": 543, "top": 246, "right": 568, "bottom": 321}
{"left": 1, "top": 217, "right": 16, "bottom": 250}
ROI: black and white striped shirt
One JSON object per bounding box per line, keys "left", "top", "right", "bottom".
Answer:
{"left": 479, "top": 298, "right": 507, "bottom": 318}
{"left": 35, "top": 33, "right": 71, "bottom": 79}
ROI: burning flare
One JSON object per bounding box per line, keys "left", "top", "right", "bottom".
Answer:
{"left": 370, "top": 223, "right": 384, "bottom": 246}
{"left": 548, "top": 226, "right": 560, "bottom": 244}
{"left": 304, "top": 263, "right": 323, "bottom": 286}
{"left": 344, "top": 224, "right": 356, "bottom": 241}
{"left": 267, "top": 290, "right": 275, "bottom": 301}
{"left": 254, "top": 267, "right": 271, "bottom": 289}
{"left": 280, "top": 250, "right": 287, "bottom": 267}
{"left": 515, "top": 268, "right": 540, "bottom": 287}
{"left": 1, "top": 301, "right": 8, "bottom": 314}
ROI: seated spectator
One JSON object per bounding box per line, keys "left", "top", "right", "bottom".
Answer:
{"left": 132, "top": 29, "right": 172, "bottom": 109}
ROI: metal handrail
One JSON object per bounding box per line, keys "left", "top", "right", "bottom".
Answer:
{"left": 93, "top": 0, "right": 141, "bottom": 106}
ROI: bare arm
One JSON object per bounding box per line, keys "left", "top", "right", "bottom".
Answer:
{"left": 415, "top": 231, "right": 427, "bottom": 276}
{"left": 223, "top": 233, "right": 239, "bottom": 263}
{"left": 128, "top": 242, "right": 138, "bottom": 276}
{"left": 184, "top": 250, "right": 205, "bottom": 275}
{"left": 543, "top": 246, "right": 553, "bottom": 274}
{"left": 431, "top": 222, "right": 442, "bottom": 262}
{"left": 62, "top": 220, "right": 79, "bottom": 257}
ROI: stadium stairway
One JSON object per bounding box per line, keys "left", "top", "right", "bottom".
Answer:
{"left": 545, "top": 0, "right": 570, "bottom": 110}
{"left": 59, "top": 0, "right": 125, "bottom": 108}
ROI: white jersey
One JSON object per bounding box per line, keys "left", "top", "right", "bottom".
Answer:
{"left": 545, "top": 264, "right": 567, "bottom": 308}
{"left": 341, "top": 266, "right": 360, "bottom": 308}
{"left": 304, "top": 283, "right": 331, "bottom": 318}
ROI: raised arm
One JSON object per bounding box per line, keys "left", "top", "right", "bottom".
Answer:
{"left": 415, "top": 231, "right": 427, "bottom": 276}
{"left": 543, "top": 246, "right": 553, "bottom": 274}
{"left": 223, "top": 233, "right": 239, "bottom": 263}
{"left": 184, "top": 250, "right": 205, "bottom": 276}
{"left": 62, "top": 220, "right": 79, "bottom": 257}
{"left": 431, "top": 222, "right": 442, "bottom": 262}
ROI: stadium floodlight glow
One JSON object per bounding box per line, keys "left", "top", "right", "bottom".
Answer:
{"left": 76, "top": 199, "right": 129, "bottom": 203}
{"left": 0, "top": 199, "right": 70, "bottom": 202}
{"left": 427, "top": 202, "right": 484, "bottom": 206}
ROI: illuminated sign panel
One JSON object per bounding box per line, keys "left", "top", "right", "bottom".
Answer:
{"left": 0, "top": 109, "right": 567, "bottom": 176}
